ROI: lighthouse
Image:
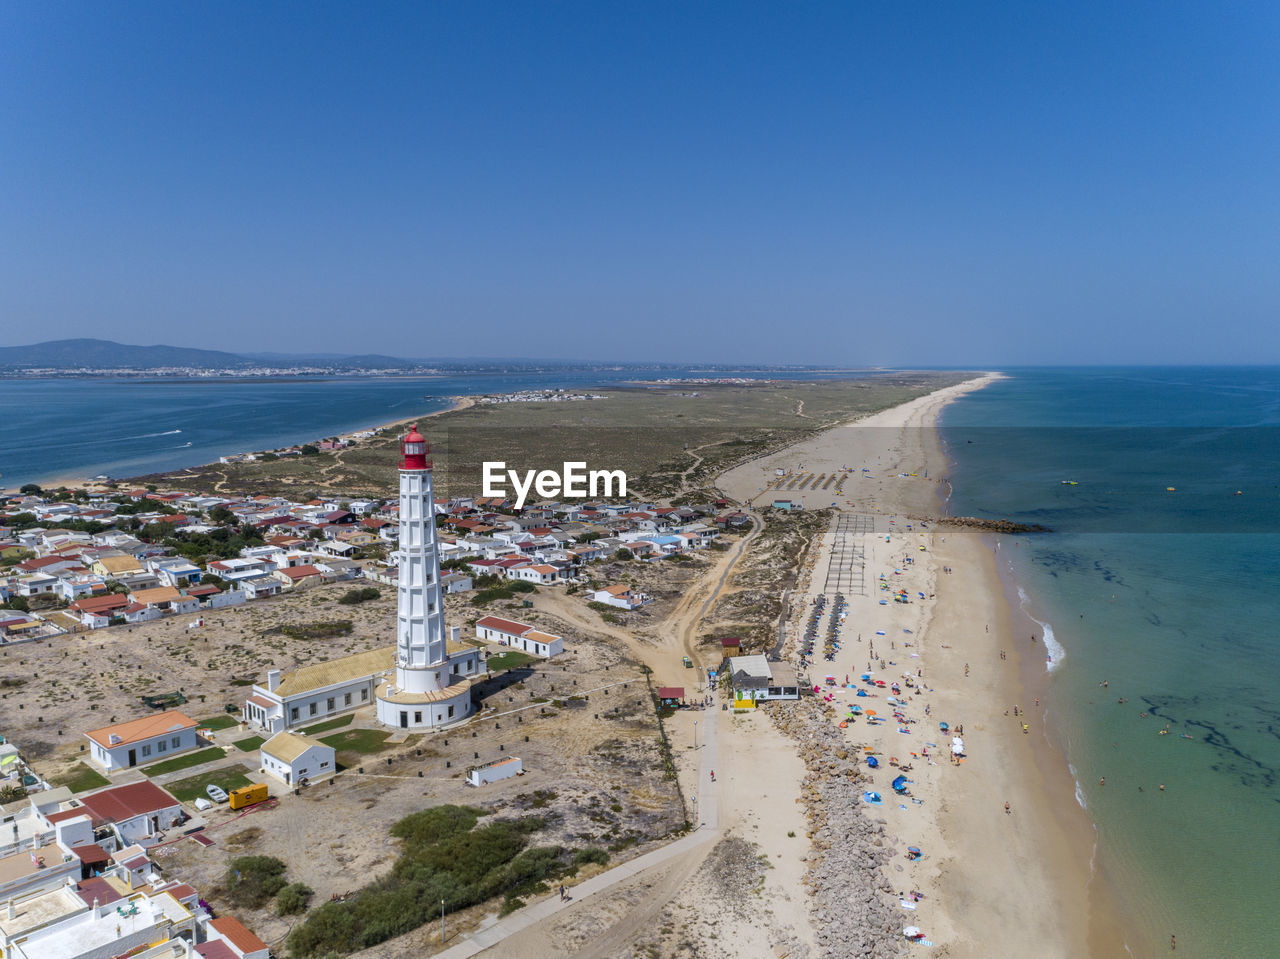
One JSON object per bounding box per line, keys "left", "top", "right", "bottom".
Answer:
{"left": 375, "top": 425, "right": 474, "bottom": 729}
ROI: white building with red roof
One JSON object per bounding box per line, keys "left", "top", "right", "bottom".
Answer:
{"left": 474, "top": 615, "right": 564, "bottom": 658}
{"left": 84, "top": 710, "right": 200, "bottom": 771}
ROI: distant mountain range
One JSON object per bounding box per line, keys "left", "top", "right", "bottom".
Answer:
{"left": 0, "top": 338, "right": 424, "bottom": 371}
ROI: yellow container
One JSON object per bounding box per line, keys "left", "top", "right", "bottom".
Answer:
{"left": 228, "top": 783, "right": 269, "bottom": 810}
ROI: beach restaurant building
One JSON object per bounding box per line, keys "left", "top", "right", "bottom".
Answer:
{"left": 725, "top": 654, "right": 801, "bottom": 702}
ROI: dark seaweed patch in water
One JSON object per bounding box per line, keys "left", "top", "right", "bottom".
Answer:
{"left": 1145, "top": 695, "right": 1279, "bottom": 791}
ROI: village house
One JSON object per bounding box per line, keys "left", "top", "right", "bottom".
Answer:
{"left": 508, "top": 563, "right": 563, "bottom": 585}
{"left": 259, "top": 732, "right": 335, "bottom": 786}
{"left": 474, "top": 616, "right": 565, "bottom": 658}
{"left": 47, "top": 780, "right": 186, "bottom": 847}
{"left": 92, "top": 554, "right": 146, "bottom": 581}
{"left": 84, "top": 711, "right": 200, "bottom": 771}
{"left": 127, "top": 585, "right": 199, "bottom": 616}
{"left": 590, "top": 584, "right": 652, "bottom": 610}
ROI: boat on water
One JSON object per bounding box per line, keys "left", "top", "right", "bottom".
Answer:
{"left": 1060, "top": 480, "right": 1078, "bottom": 486}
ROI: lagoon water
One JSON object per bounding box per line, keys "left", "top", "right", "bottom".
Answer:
{"left": 941, "top": 368, "right": 1280, "bottom": 957}
{"left": 0, "top": 368, "right": 869, "bottom": 489}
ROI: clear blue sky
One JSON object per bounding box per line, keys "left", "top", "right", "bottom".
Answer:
{"left": 3, "top": 2, "right": 1278, "bottom": 365}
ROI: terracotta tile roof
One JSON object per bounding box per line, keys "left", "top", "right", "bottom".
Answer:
{"left": 76, "top": 876, "right": 123, "bottom": 906}
{"left": 210, "top": 915, "right": 268, "bottom": 954}
{"left": 196, "top": 942, "right": 238, "bottom": 959}
{"left": 278, "top": 565, "right": 322, "bottom": 580}
{"left": 78, "top": 781, "right": 180, "bottom": 824}
{"left": 85, "top": 710, "right": 196, "bottom": 749}
{"left": 475, "top": 615, "right": 532, "bottom": 636}
{"left": 70, "top": 593, "right": 130, "bottom": 614}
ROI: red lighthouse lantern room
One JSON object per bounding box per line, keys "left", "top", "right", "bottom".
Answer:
{"left": 400, "top": 425, "right": 430, "bottom": 470}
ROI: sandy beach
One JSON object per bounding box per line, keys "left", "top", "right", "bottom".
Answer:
{"left": 712, "top": 374, "right": 1137, "bottom": 957}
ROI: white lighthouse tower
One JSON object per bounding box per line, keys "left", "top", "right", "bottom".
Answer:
{"left": 375, "top": 425, "right": 474, "bottom": 729}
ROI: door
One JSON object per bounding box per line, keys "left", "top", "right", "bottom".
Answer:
{"left": 400, "top": 711, "right": 408, "bottom": 729}
{"left": 128, "top": 749, "right": 137, "bottom": 767}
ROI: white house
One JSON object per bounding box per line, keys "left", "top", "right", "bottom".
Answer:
{"left": 84, "top": 710, "right": 200, "bottom": 771}
{"left": 239, "top": 575, "right": 282, "bottom": 600}
{"left": 590, "top": 584, "right": 652, "bottom": 610}
{"left": 260, "top": 732, "right": 335, "bottom": 787}
{"left": 68, "top": 780, "right": 186, "bottom": 845}
{"left": 509, "top": 564, "right": 563, "bottom": 585}
{"left": 204, "top": 915, "right": 271, "bottom": 959}
{"left": 474, "top": 615, "right": 564, "bottom": 658}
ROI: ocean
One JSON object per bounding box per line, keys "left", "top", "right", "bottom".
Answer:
{"left": 0, "top": 368, "right": 874, "bottom": 490}
{"left": 940, "top": 368, "right": 1280, "bottom": 957}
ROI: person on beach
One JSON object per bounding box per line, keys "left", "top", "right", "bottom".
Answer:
{"left": 1004, "top": 801, "right": 1011, "bottom": 814}
{"left": 1171, "top": 934, "right": 1175, "bottom": 950}
{"left": 964, "top": 663, "right": 970, "bottom": 676}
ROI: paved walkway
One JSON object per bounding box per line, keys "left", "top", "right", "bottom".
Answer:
{"left": 437, "top": 707, "right": 721, "bottom": 958}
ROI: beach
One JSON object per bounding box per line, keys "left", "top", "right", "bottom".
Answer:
{"left": 713, "top": 374, "right": 1138, "bottom": 957}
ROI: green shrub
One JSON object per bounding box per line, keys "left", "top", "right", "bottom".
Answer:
{"left": 277, "top": 882, "right": 314, "bottom": 915}
{"left": 226, "top": 855, "right": 287, "bottom": 908}
{"left": 337, "top": 587, "right": 381, "bottom": 605}
{"left": 573, "top": 847, "right": 609, "bottom": 867}
{"left": 288, "top": 806, "right": 590, "bottom": 958}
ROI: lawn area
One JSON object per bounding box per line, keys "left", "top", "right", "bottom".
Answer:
{"left": 319, "top": 728, "right": 391, "bottom": 755}
{"left": 141, "top": 747, "right": 227, "bottom": 777}
{"left": 165, "top": 769, "right": 254, "bottom": 804}
{"left": 195, "top": 715, "right": 241, "bottom": 731}
{"left": 486, "top": 650, "right": 538, "bottom": 672}
{"left": 299, "top": 714, "right": 355, "bottom": 735}
{"left": 53, "top": 762, "right": 109, "bottom": 794}
{"left": 233, "top": 735, "right": 266, "bottom": 752}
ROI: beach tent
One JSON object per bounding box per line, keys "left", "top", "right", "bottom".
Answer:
{"left": 951, "top": 737, "right": 965, "bottom": 755}
{"left": 892, "top": 775, "right": 909, "bottom": 792}
{"left": 863, "top": 791, "right": 882, "bottom": 805}
{"left": 866, "top": 755, "right": 879, "bottom": 768}
{"left": 903, "top": 926, "right": 923, "bottom": 940}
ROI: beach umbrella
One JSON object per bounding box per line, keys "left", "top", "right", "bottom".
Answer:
{"left": 864, "top": 709, "right": 877, "bottom": 716}
{"left": 876, "top": 630, "right": 886, "bottom": 636}
{"left": 907, "top": 846, "right": 921, "bottom": 855}
{"left": 892, "top": 775, "right": 908, "bottom": 791}
{"left": 866, "top": 756, "right": 879, "bottom": 768}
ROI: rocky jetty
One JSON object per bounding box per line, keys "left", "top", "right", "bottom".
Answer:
{"left": 770, "top": 699, "right": 906, "bottom": 958}
{"left": 936, "top": 515, "right": 1051, "bottom": 533}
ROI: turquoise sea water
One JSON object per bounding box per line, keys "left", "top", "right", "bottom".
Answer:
{"left": 941, "top": 368, "right": 1280, "bottom": 958}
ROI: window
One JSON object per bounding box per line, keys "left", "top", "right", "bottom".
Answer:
{"left": 141, "top": 745, "right": 152, "bottom": 757}
{"left": 414, "top": 711, "right": 422, "bottom": 723}
{"left": 361, "top": 688, "right": 369, "bottom": 701}
{"left": 447, "top": 705, "right": 454, "bottom": 718}
{"left": 327, "top": 697, "right": 335, "bottom": 711}
{"left": 319, "top": 761, "right": 329, "bottom": 769}
{"left": 290, "top": 707, "right": 299, "bottom": 721}
{"left": 171, "top": 736, "right": 181, "bottom": 748}
{"left": 344, "top": 692, "right": 352, "bottom": 706}
{"left": 157, "top": 740, "right": 167, "bottom": 753}
{"left": 309, "top": 703, "right": 317, "bottom": 716}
